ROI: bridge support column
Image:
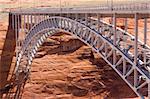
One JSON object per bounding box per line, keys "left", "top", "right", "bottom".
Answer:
{"left": 75, "top": 13, "right": 78, "bottom": 21}
{"left": 30, "top": 15, "right": 33, "bottom": 27}
{"left": 34, "top": 14, "right": 37, "bottom": 25}
{"left": 123, "top": 18, "right": 128, "bottom": 75}
{"left": 22, "top": 15, "right": 25, "bottom": 34}
{"left": 14, "top": 14, "right": 22, "bottom": 62}
{"left": 113, "top": 13, "right": 117, "bottom": 65}
{"left": 124, "top": 18, "right": 128, "bottom": 34}
{"left": 134, "top": 13, "right": 138, "bottom": 66}
{"left": 144, "top": 18, "right": 147, "bottom": 67}
{"left": 124, "top": 18, "right": 128, "bottom": 49}
{"left": 134, "top": 13, "right": 138, "bottom": 87}
{"left": 85, "top": 13, "right": 88, "bottom": 26}
{"left": 97, "top": 14, "right": 100, "bottom": 32}
{"left": 27, "top": 15, "right": 30, "bottom": 31}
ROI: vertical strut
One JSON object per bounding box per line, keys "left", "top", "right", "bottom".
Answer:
{"left": 134, "top": 13, "right": 138, "bottom": 87}
{"left": 14, "top": 14, "right": 18, "bottom": 75}
{"left": 123, "top": 18, "right": 128, "bottom": 75}
{"left": 34, "top": 15, "right": 36, "bottom": 28}
{"left": 15, "top": 14, "right": 18, "bottom": 58}
{"left": 100, "top": 17, "right": 103, "bottom": 34}
{"left": 27, "top": 15, "right": 29, "bottom": 31}
{"left": 125, "top": 18, "right": 128, "bottom": 33}
{"left": 124, "top": 18, "right": 128, "bottom": 50}
{"left": 144, "top": 18, "right": 147, "bottom": 45}
{"left": 97, "top": 13, "right": 100, "bottom": 32}
{"left": 12, "top": 14, "right": 14, "bottom": 30}
{"left": 123, "top": 57, "right": 126, "bottom": 75}
{"left": 30, "top": 15, "right": 33, "bottom": 27}
{"left": 85, "top": 13, "right": 88, "bottom": 26}
{"left": 67, "top": 18, "right": 70, "bottom": 29}
{"left": 17, "top": 14, "right": 21, "bottom": 48}
{"left": 34, "top": 14, "right": 37, "bottom": 25}
{"left": 37, "top": 14, "right": 39, "bottom": 23}
{"left": 134, "top": 13, "right": 138, "bottom": 66}
{"left": 113, "top": 13, "right": 117, "bottom": 65}
{"left": 75, "top": 13, "right": 78, "bottom": 21}
{"left": 144, "top": 18, "right": 147, "bottom": 67}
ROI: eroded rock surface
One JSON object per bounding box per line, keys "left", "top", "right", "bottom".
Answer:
{"left": 21, "top": 34, "right": 136, "bottom": 99}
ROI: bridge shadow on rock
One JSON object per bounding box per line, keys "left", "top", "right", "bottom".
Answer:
{"left": 0, "top": 14, "right": 16, "bottom": 98}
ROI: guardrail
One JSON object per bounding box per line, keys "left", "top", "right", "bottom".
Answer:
{"left": 10, "top": 2, "right": 150, "bottom": 13}
{"left": 68, "top": 3, "right": 150, "bottom": 11}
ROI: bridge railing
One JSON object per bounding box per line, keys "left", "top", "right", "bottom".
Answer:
{"left": 10, "top": 2, "right": 150, "bottom": 13}
{"left": 70, "top": 3, "right": 150, "bottom": 11}
{"left": 112, "top": 3, "right": 149, "bottom": 11}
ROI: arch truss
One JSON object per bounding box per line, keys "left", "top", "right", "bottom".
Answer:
{"left": 4, "top": 12, "right": 150, "bottom": 98}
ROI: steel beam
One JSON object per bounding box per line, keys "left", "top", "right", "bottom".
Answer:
{"left": 123, "top": 18, "right": 128, "bottom": 75}
{"left": 113, "top": 13, "right": 117, "bottom": 65}
{"left": 97, "top": 13, "right": 100, "bottom": 32}
{"left": 144, "top": 18, "right": 147, "bottom": 67}
{"left": 30, "top": 15, "right": 33, "bottom": 27}
{"left": 134, "top": 13, "right": 139, "bottom": 87}
{"left": 134, "top": 13, "right": 138, "bottom": 66}
{"left": 85, "top": 13, "right": 88, "bottom": 26}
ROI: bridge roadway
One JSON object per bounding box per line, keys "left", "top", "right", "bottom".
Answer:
{"left": 11, "top": 5, "right": 150, "bottom": 16}
{"left": 1, "top": 3, "right": 150, "bottom": 99}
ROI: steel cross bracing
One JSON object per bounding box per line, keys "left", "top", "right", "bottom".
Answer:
{"left": 4, "top": 6, "right": 150, "bottom": 98}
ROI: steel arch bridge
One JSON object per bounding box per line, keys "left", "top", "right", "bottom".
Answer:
{"left": 1, "top": 3, "right": 150, "bottom": 99}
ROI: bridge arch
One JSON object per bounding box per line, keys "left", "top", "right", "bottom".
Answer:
{"left": 8, "top": 16, "right": 149, "bottom": 98}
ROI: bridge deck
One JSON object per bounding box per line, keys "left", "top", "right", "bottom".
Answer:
{"left": 11, "top": 7, "right": 150, "bottom": 14}
{"left": 10, "top": 6, "right": 150, "bottom": 18}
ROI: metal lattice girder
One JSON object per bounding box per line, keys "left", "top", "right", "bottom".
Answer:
{"left": 7, "top": 10, "right": 150, "bottom": 99}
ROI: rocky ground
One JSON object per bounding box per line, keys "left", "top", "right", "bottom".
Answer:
{"left": 22, "top": 34, "right": 136, "bottom": 99}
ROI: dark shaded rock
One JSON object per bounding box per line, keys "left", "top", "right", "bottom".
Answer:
{"left": 91, "top": 82, "right": 105, "bottom": 95}
{"left": 68, "top": 85, "right": 88, "bottom": 97}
